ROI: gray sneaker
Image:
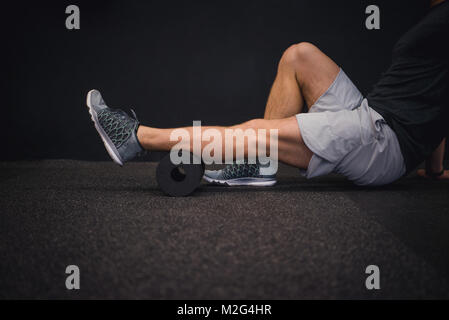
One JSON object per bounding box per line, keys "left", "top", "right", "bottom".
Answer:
{"left": 86, "top": 89, "right": 143, "bottom": 166}
{"left": 203, "top": 162, "right": 277, "bottom": 186}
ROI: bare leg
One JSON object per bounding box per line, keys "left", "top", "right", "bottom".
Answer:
{"left": 264, "top": 42, "right": 340, "bottom": 119}
{"left": 137, "top": 43, "right": 339, "bottom": 170}
{"left": 137, "top": 117, "right": 313, "bottom": 169}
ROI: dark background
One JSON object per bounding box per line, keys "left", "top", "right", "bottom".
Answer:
{"left": 4, "top": 0, "right": 434, "bottom": 161}
{"left": 2, "top": 1, "right": 449, "bottom": 300}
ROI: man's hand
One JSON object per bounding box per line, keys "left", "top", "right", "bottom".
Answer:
{"left": 417, "top": 169, "right": 449, "bottom": 180}
{"left": 418, "top": 138, "right": 447, "bottom": 180}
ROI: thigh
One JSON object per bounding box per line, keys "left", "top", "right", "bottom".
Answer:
{"left": 293, "top": 43, "right": 341, "bottom": 108}
{"left": 258, "top": 116, "right": 313, "bottom": 169}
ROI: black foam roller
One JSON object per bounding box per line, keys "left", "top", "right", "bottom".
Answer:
{"left": 156, "top": 152, "right": 204, "bottom": 197}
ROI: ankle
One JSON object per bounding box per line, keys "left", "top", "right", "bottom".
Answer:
{"left": 137, "top": 126, "right": 154, "bottom": 150}
{"left": 136, "top": 125, "right": 145, "bottom": 148}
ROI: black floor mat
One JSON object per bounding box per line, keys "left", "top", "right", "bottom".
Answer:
{"left": 1, "top": 160, "right": 448, "bottom": 299}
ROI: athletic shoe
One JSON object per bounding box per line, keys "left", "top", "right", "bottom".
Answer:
{"left": 86, "top": 89, "right": 143, "bottom": 166}
{"left": 203, "top": 162, "right": 277, "bottom": 186}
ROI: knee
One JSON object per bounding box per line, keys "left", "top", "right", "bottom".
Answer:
{"left": 280, "top": 42, "right": 319, "bottom": 67}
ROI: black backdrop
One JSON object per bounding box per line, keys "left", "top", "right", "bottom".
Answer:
{"left": 4, "top": 0, "right": 431, "bottom": 160}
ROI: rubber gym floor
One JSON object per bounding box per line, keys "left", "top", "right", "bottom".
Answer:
{"left": 1, "top": 160, "right": 449, "bottom": 299}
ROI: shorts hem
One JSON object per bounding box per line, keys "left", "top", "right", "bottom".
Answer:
{"left": 309, "top": 68, "right": 342, "bottom": 111}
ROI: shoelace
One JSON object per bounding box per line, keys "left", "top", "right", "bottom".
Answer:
{"left": 98, "top": 108, "right": 140, "bottom": 148}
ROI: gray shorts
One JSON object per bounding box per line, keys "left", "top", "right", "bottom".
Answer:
{"left": 296, "top": 69, "right": 406, "bottom": 186}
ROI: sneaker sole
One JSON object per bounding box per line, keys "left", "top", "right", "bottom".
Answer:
{"left": 86, "top": 90, "right": 124, "bottom": 166}
{"left": 203, "top": 175, "right": 277, "bottom": 187}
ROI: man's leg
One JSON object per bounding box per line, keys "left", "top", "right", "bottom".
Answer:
{"left": 201, "top": 42, "right": 340, "bottom": 184}
{"left": 136, "top": 117, "right": 313, "bottom": 169}
{"left": 264, "top": 42, "right": 340, "bottom": 119}
{"left": 87, "top": 42, "right": 340, "bottom": 175}
{"left": 86, "top": 90, "right": 312, "bottom": 171}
